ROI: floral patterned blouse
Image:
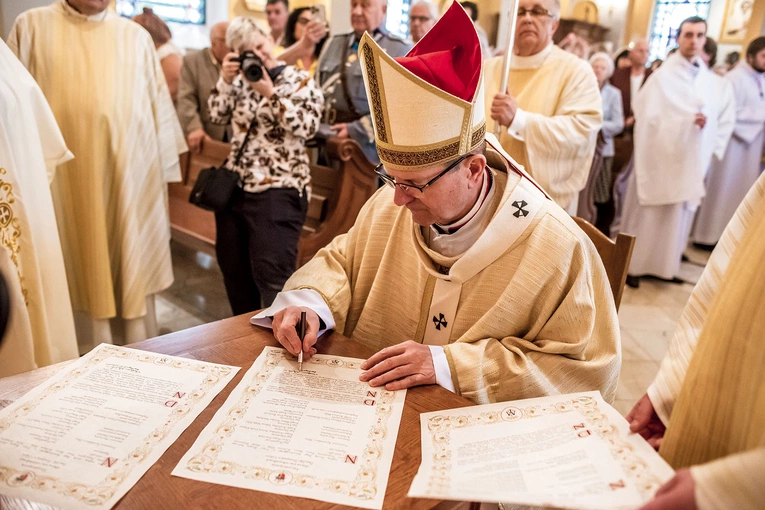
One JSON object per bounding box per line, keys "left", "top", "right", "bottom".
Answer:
{"left": 208, "top": 65, "right": 324, "bottom": 194}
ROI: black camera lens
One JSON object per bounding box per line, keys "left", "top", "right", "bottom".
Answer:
{"left": 236, "top": 50, "right": 264, "bottom": 82}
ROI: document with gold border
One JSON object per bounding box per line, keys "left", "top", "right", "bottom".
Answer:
{"left": 172, "top": 346, "right": 406, "bottom": 509}
{"left": 0, "top": 343, "right": 239, "bottom": 509}
{"left": 408, "top": 391, "right": 675, "bottom": 509}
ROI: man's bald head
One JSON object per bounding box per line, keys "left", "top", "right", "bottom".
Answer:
{"left": 628, "top": 37, "right": 649, "bottom": 68}
{"left": 210, "top": 22, "right": 230, "bottom": 64}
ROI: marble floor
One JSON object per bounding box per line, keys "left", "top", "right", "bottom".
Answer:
{"left": 156, "top": 240, "right": 713, "bottom": 418}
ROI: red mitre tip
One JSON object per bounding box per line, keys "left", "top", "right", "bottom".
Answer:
{"left": 395, "top": 2, "right": 481, "bottom": 103}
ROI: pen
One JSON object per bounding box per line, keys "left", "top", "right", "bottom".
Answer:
{"left": 298, "top": 311, "right": 306, "bottom": 371}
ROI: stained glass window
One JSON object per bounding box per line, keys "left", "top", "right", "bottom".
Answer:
{"left": 648, "top": 0, "right": 711, "bottom": 61}
{"left": 117, "top": 0, "right": 206, "bottom": 25}
{"left": 385, "top": 0, "right": 413, "bottom": 39}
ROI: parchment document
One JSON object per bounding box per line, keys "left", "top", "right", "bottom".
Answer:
{"left": 172, "top": 346, "right": 406, "bottom": 509}
{"left": 0, "top": 344, "right": 239, "bottom": 510}
{"left": 408, "top": 391, "right": 675, "bottom": 509}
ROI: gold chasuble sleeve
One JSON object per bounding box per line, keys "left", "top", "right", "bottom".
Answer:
{"left": 654, "top": 177, "right": 765, "bottom": 509}
{"left": 483, "top": 49, "right": 603, "bottom": 210}
{"left": 647, "top": 173, "right": 765, "bottom": 425}
{"left": 284, "top": 171, "right": 620, "bottom": 405}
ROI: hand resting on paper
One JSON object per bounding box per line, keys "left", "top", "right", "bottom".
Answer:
{"left": 626, "top": 393, "right": 666, "bottom": 450}
{"left": 272, "top": 306, "right": 321, "bottom": 360}
{"left": 638, "top": 469, "right": 697, "bottom": 510}
{"left": 359, "top": 340, "right": 436, "bottom": 391}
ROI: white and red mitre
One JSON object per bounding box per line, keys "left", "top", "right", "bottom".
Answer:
{"left": 358, "top": 2, "right": 485, "bottom": 171}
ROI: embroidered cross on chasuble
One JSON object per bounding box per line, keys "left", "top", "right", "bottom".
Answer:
{"left": 420, "top": 171, "right": 545, "bottom": 346}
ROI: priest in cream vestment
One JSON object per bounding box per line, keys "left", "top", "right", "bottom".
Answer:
{"left": 627, "top": 172, "right": 765, "bottom": 509}
{"left": 7, "top": 0, "right": 187, "bottom": 349}
{"left": 692, "top": 37, "right": 765, "bottom": 247}
{"left": 253, "top": 3, "right": 620, "bottom": 405}
{"left": 0, "top": 40, "right": 78, "bottom": 377}
{"left": 620, "top": 18, "right": 734, "bottom": 284}
{"left": 483, "top": 0, "right": 602, "bottom": 213}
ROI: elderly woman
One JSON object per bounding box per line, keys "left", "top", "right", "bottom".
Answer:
{"left": 578, "top": 52, "right": 624, "bottom": 227}
{"left": 133, "top": 8, "right": 184, "bottom": 103}
{"left": 208, "top": 17, "right": 324, "bottom": 314}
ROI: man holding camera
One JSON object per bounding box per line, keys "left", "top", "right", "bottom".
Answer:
{"left": 315, "top": 0, "right": 411, "bottom": 163}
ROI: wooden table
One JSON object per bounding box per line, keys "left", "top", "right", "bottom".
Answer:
{"left": 0, "top": 315, "right": 475, "bottom": 509}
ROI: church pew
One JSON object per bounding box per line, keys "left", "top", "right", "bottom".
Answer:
{"left": 167, "top": 137, "right": 378, "bottom": 266}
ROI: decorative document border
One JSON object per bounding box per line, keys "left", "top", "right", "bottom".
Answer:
{"left": 0, "top": 344, "right": 236, "bottom": 507}
{"left": 180, "top": 347, "right": 400, "bottom": 505}
{"left": 421, "top": 393, "right": 666, "bottom": 501}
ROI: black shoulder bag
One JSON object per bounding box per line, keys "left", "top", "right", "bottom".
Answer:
{"left": 189, "top": 117, "right": 256, "bottom": 212}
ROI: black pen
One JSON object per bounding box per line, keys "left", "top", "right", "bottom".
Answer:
{"left": 298, "top": 311, "right": 306, "bottom": 371}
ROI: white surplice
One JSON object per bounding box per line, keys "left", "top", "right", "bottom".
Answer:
{"left": 693, "top": 61, "right": 765, "bottom": 245}
{"left": 0, "top": 40, "right": 78, "bottom": 376}
{"left": 621, "top": 53, "right": 734, "bottom": 278}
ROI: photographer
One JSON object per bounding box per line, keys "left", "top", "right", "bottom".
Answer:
{"left": 208, "top": 17, "right": 324, "bottom": 314}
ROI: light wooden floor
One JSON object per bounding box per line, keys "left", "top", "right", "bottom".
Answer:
{"left": 157, "top": 241, "right": 713, "bottom": 417}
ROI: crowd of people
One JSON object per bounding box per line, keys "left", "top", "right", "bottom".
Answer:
{"left": 1, "top": 0, "right": 764, "bottom": 507}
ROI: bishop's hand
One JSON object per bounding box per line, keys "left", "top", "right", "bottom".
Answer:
{"left": 359, "top": 341, "right": 436, "bottom": 391}
{"left": 490, "top": 91, "right": 518, "bottom": 128}
{"left": 626, "top": 393, "right": 666, "bottom": 450}
{"left": 272, "top": 306, "right": 320, "bottom": 360}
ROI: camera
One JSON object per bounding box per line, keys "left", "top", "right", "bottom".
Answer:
{"left": 233, "top": 50, "right": 264, "bottom": 82}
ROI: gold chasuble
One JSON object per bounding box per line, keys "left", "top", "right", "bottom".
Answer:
{"left": 0, "top": 40, "right": 78, "bottom": 376}
{"left": 282, "top": 3, "right": 620, "bottom": 405}
{"left": 483, "top": 46, "right": 602, "bottom": 211}
{"left": 648, "top": 173, "right": 765, "bottom": 509}
{"left": 285, "top": 144, "right": 620, "bottom": 404}
{"left": 8, "top": 1, "right": 186, "bottom": 344}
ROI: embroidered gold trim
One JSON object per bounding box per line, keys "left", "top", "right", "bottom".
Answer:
{"left": 378, "top": 141, "right": 461, "bottom": 167}
{"left": 0, "top": 168, "right": 27, "bottom": 305}
{"left": 361, "top": 42, "right": 387, "bottom": 143}
{"left": 471, "top": 122, "right": 486, "bottom": 147}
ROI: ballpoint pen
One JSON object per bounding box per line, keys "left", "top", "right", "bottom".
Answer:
{"left": 298, "top": 311, "right": 306, "bottom": 371}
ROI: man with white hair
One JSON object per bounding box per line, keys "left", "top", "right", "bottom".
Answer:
{"left": 608, "top": 37, "right": 652, "bottom": 236}
{"left": 408, "top": 1, "right": 438, "bottom": 44}
{"left": 8, "top": 0, "right": 187, "bottom": 349}
{"left": 315, "top": 0, "right": 410, "bottom": 163}
{"left": 483, "top": 0, "right": 603, "bottom": 213}
{"left": 177, "top": 21, "right": 232, "bottom": 153}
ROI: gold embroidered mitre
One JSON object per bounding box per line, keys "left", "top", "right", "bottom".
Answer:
{"left": 358, "top": 1, "right": 486, "bottom": 171}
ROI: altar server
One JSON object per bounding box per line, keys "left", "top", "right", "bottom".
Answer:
{"left": 8, "top": 0, "right": 187, "bottom": 349}
{"left": 254, "top": 2, "right": 620, "bottom": 406}
{"left": 0, "top": 40, "right": 78, "bottom": 376}
{"left": 692, "top": 37, "right": 765, "bottom": 247}
{"left": 483, "top": 0, "right": 603, "bottom": 212}
{"left": 627, "top": 173, "right": 765, "bottom": 510}
{"left": 620, "top": 17, "right": 734, "bottom": 286}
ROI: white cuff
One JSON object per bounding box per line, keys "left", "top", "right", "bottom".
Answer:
{"left": 508, "top": 108, "right": 527, "bottom": 141}
{"left": 216, "top": 76, "right": 234, "bottom": 93}
{"left": 250, "top": 289, "right": 336, "bottom": 337}
{"left": 427, "top": 346, "right": 455, "bottom": 393}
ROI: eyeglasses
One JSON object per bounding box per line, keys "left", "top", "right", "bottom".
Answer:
{"left": 374, "top": 155, "right": 468, "bottom": 195}
{"left": 409, "top": 15, "right": 432, "bottom": 23}
{"left": 517, "top": 7, "right": 556, "bottom": 19}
